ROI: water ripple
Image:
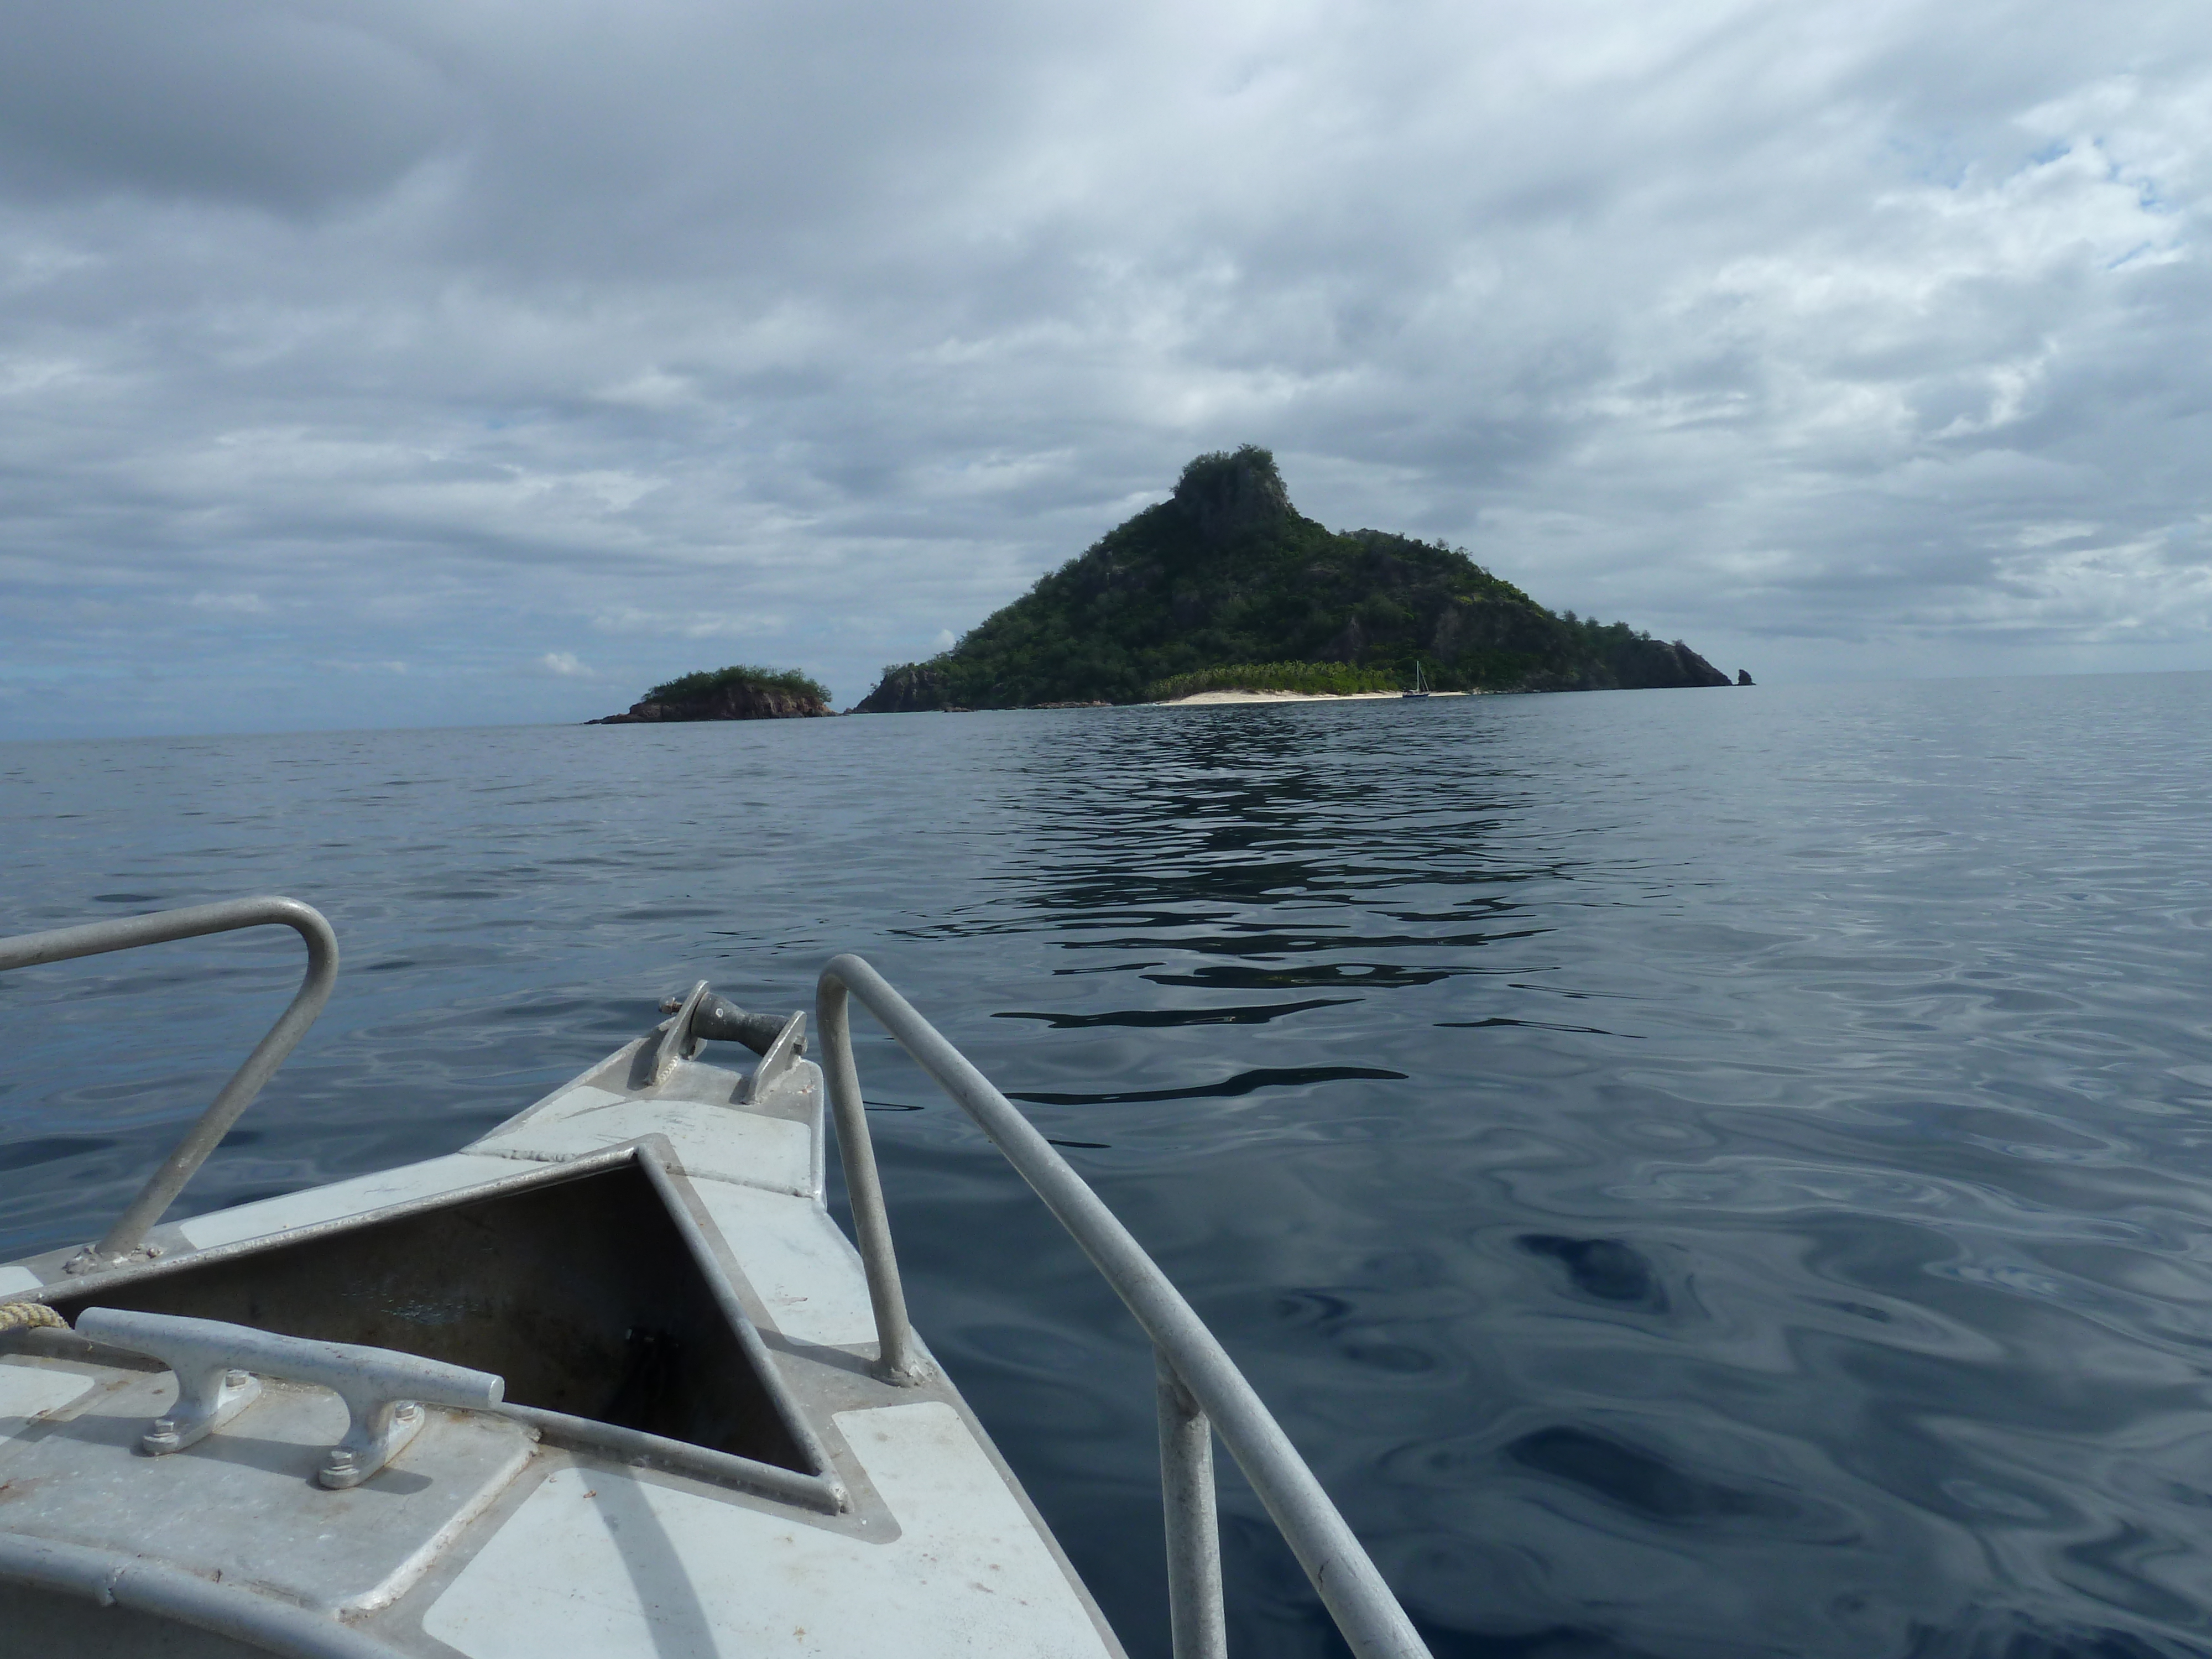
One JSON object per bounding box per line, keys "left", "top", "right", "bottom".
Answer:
{"left": 6, "top": 675, "right": 2212, "bottom": 1655}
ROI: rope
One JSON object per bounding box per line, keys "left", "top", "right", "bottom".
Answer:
{"left": 0, "top": 1302, "right": 66, "bottom": 1334}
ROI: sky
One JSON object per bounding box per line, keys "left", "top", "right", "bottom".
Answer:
{"left": 2, "top": 0, "right": 2209, "bottom": 737}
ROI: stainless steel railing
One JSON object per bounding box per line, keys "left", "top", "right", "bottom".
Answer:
{"left": 816, "top": 953, "right": 1431, "bottom": 1659}
{"left": 0, "top": 906, "right": 1421, "bottom": 1652}
{"left": 0, "top": 897, "right": 338, "bottom": 1270}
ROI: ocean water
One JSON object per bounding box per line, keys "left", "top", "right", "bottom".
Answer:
{"left": 4, "top": 672, "right": 2212, "bottom": 1658}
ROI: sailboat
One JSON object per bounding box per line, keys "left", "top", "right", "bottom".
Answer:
{"left": 1402, "top": 659, "right": 1431, "bottom": 700}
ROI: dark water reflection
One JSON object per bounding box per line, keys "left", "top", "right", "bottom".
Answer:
{"left": 6, "top": 673, "right": 2212, "bottom": 1657}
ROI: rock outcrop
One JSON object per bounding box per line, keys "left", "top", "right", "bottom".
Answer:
{"left": 1175, "top": 445, "right": 1295, "bottom": 543}
{"left": 592, "top": 680, "right": 831, "bottom": 723}
{"left": 849, "top": 664, "right": 951, "bottom": 715}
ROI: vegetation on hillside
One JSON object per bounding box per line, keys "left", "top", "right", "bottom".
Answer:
{"left": 1145, "top": 661, "right": 1405, "bottom": 700}
{"left": 855, "top": 446, "right": 1730, "bottom": 711}
{"left": 644, "top": 664, "right": 832, "bottom": 707}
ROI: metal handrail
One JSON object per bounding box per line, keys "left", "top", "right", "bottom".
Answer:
{"left": 0, "top": 897, "right": 338, "bottom": 1268}
{"left": 0, "top": 1531, "right": 401, "bottom": 1658}
{"left": 817, "top": 953, "right": 1431, "bottom": 1659}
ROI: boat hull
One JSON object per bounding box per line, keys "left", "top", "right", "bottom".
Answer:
{"left": 0, "top": 1034, "right": 1126, "bottom": 1658}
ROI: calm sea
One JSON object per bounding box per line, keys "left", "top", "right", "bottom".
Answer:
{"left": 6, "top": 674, "right": 2212, "bottom": 1658}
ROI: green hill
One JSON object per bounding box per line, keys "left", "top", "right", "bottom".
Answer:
{"left": 855, "top": 446, "right": 1731, "bottom": 711}
{"left": 590, "top": 664, "right": 832, "bottom": 723}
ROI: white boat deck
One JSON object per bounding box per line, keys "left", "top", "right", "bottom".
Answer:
{"left": 0, "top": 1036, "right": 1126, "bottom": 1658}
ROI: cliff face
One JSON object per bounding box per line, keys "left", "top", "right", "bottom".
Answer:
{"left": 851, "top": 664, "right": 952, "bottom": 715}
{"left": 592, "top": 681, "right": 831, "bottom": 722}
{"left": 858, "top": 446, "right": 1734, "bottom": 709}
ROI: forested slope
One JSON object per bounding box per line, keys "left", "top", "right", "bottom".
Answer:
{"left": 857, "top": 447, "right": 1731, "bottom": 711}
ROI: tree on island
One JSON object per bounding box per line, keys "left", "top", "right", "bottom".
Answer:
{"left": 855, "top": 446, "right": 1734, "bottom": 712}
{"left": 591, "top": 664, "right": 833, "bottom": 723}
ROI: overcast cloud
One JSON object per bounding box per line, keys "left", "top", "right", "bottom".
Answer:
{"left": 2, "top": 0, "right": 2207, "bottom": 736}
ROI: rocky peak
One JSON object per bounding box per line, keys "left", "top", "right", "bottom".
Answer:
{"left": 851, "top": 662, "right": 952, "bottom": 714}
{"left": 1171, "top": 444, "right": 1293, "bottom": 544}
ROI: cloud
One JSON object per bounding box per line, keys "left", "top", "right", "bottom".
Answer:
{"left": 591, "top": 606, "right": 791, "bottom": 640}
{"left": 188, "top": 591, "right": 272, "bottom": 615}
{"left": 1, "top": 0, "right": 2209, "bottom": 736}
{"left": 536, "top": 650, "right": 591, "bottom": 677}
{"left": 0, "top": 6, "right": 455, "bottom": 213}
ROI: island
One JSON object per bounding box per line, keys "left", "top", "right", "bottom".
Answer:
{"left": 855, "top": 446, "right": 1740, "bottom": 712}
{"left": 591, "top": 665, "right": 833, "bottom": 723}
